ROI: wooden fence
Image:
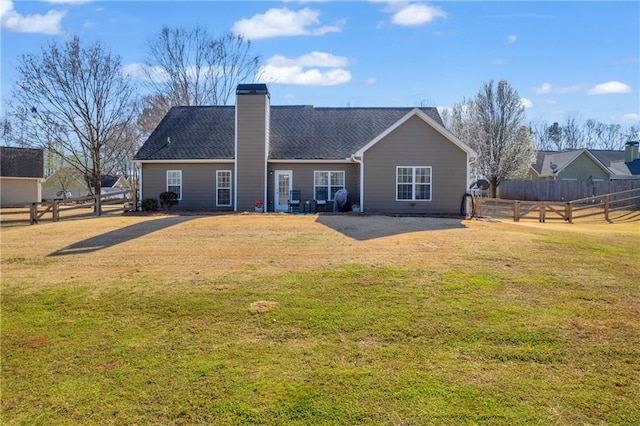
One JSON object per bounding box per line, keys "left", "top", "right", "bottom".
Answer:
{"left": 475, "top": 188, "right": 640, "bottom": 223}
{"left": 0, "top": 190, "right": 133, "bottom": 226}
{"left": 498, "top": 179, "right": 640, "bottom": 202}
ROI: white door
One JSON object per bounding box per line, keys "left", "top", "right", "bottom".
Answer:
{"left": 274, "top": 170, "right": 292, "bottom": 212}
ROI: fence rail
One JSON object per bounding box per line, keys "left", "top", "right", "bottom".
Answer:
{"left": 475, "top": 188, "right": 640, "bottom": 223}
{"left": 0, "top": 190, "right": 133, "bottom": 226}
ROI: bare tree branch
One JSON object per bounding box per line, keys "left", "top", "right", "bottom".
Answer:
{"left": 11, "top": 35, "right": 137, "bottom": 213}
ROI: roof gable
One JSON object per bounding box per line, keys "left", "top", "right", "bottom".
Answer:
{"left": 355, "top": 108, "right": 477, "bottom": 159}
{"left": 531, "top": 149, "right": 634, "bottom": 178}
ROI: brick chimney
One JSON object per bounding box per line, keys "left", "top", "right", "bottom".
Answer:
{"left": 625, "top": 141, "right": 639, "bottom": 163}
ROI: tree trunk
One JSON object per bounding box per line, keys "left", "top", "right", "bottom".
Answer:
{"left": 490, "top": 176, "right": 499, "bottom": 198}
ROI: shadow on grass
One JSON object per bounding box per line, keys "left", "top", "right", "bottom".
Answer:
{"left": 315, "top": 214, "right": 467, "bottom": 241}
{"left": 49, "top": 216, "right": 194, "bottom": 256}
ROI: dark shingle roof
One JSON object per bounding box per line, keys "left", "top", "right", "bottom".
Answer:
{"left": 134, "top": 106, "right": 235, "bottom": 161}
{"left": 0, "top": 146, "right": 44, "bottom": 178}
{"left": 134, "top": 105, "right": 443, "bottom": 161}
{"left": 532, "top": 149, "right": 640, "bottom": 178}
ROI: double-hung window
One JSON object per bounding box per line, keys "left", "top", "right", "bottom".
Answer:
{"left": 314, "top": 171, "right": 345, "bottom": 201}
{"left": 396, "top": 166, "right": 431, "bottom": 201}
{"left": 166, "top": 170, "right": 182, "bottom": 200}
{"left": 217, "top": 170, "right": 232, "bottom": 206}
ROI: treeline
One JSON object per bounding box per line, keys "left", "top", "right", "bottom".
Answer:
{"left": 529, "top": 117, "right": 639, "bottom": 151}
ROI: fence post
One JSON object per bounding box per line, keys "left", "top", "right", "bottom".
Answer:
{"left": 604, "top": 195, "right": 610, "bottom": 222}
{"left": 513, "top": 201, "right": 520, "bottom": 222}
{"left": 30, "top": 203, "right": 37, "bottom": 225}
{"left": 476, "top": 197, "right": 482, "bottom": 217}
{"left": 53, "top": 201, "right": 59, "bottom": 222}
{"left": 565, "top": 202, "right": 573, "bottom": 223}
{"left": 539, "top": 203, "right": 546, "bottom": 223}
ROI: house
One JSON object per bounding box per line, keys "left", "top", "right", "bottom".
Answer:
{"left": 529, "top": 142, "right": 640, "bottom": 181}
{"left": 42, "top": 167, "right": 130, "bottom": 200}
{"left": 0, "top": 146, "right": 44, "bottom": 207}
{"left": 42, "top": 168, "right": 91, "bottom": 200}
{"left": 133, "top": 84, "right": 477, "bottom": 215}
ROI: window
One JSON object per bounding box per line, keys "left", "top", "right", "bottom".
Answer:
{"left": 217, "top": 170, "right": 232, "bottom": 206}
{"left": 166, "top": 170, "right": 182, "bottom": 200}
{"left": 396, "top": 166, "right": 431, "bottom": 201}
{"left": 314, "top": 171, "right": 345, "bottom": 200}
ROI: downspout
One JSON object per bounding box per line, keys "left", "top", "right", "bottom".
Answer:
{"left": 134, "top": 161, "right": 142, "bottom": 211}
{"left": 233, "top": 101, "right": 238, "bottom": 212}
{"left": 350, "top": 154, "right": 364, "bottom": 212}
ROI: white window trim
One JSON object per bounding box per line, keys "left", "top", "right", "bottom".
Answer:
{"left": 313, "top": 170, "right": 345, "bottom": 201}
{"left": 216, "top": 170, "right": 232, "bottom": 207}
{"left": 396, "top": 166, "right": 432, "bottom": 201}
{"left": 166, "top": 170, "right": 182, "bottom": 200}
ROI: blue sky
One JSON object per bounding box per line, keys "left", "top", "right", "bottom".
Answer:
{"left": 1, "top": 0, "right": 639, "bottom": 128}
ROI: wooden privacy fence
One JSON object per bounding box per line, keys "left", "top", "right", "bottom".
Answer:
{"left": 498, "top": 179, "right": 640, "bottom": 202}
{"left": 475, "top": 188, "right": 640, "bottom": 223}
{"left": 29, "top": 190, "right": 133, "bottom": 225}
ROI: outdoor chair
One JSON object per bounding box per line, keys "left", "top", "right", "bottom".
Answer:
{"left": 288, "top": 190, "right": 301, "bottom": 213}
{"left": 314, "top": 188, "right": 328, "bottom": 212}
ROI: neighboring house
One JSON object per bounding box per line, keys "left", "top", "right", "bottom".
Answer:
{"left": 134, "top": 84, "right": 477, "bottom": 215}
{"left": 102, "top": 175, "right": 132, "bottom": 199}
{"left": 42, "top": 167, "right": 129, "bottom": 200}
{"left": 0, "top": 146, "right": 44, "bottom": 207}
{"left": 42, "top": 168, "right": 91, "bottom": 200}
{"left": 529, "top": 142, "right": 640, "bottom": 181}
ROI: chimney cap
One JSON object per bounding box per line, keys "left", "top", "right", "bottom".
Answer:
{"left": 236, "top": 84, "right": 269, "bottom": 95}
{"left": 625, "top": 141, "right": 639, "bottom": 147}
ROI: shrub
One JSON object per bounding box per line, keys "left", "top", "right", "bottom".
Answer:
{"left": 141, "top": 198, "right": 158, "bottom": 212}
{"left": 159, "top": 191, "right": 179, "bottom": 210}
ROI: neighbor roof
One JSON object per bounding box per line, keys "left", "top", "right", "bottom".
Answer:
{"left": 134, "top": 105, "right": 444, "bottom": 161}
{"left": 0, "top": 146, "right": 44, "bottom": 178}
{"left": 532, "top": 149, "right": 640, "bottom": 178}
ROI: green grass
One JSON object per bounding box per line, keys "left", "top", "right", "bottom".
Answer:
{"left": 2, "top": 217, "right": 639, "bottom": 425}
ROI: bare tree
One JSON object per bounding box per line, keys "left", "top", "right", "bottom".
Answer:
{"left": 530, "top": 119, "right": 552, "bottom": 150}
{"left": 449, "top": 80, "right": 535, "bottom": 197}
{"left": 12, "top": 35, "right": 137, "bottom": 214}
{"left": 562, "top": 115, "right": 583, "bottom": 150}
{"left": 136, "top": 94, "right": 171, "bottom": 140}
{"left": 583, "top": 119, "right": 600, "bottom": 149}
{"left": 142, "top": 26, "right": 260, "bottom": 125}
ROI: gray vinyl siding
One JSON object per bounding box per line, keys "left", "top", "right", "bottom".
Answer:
{"left": 267, "top": 163, "right": 360, "bottom": 212}
{"left": 363, "top": 115, "right": 468, "bottom": 215}
{"left": 141, "top": 163, "right": 234, "bottom": 211}
{"left": 557, "top": 153, "right": 610, "bottom": 181}
{"left": 236, "top": 93, "right": 268, "bottom": 212}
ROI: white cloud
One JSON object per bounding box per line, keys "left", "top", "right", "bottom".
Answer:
{"left": 365, "top": 77, "right": 377, "bottom": 85}
{"left": 532, "top": 82, "right": 584, "bottom": 95}
{"left": 256, "top": 52, "right": 351, "bottom": 86}
{"left": 257, "top": 65, "right": 351, "bottom": 86}
{"left": 507, "top": 35, "right": 518, "bottom": 43}
{"left": 586, "top": 81, "right": 633, "bottom": 95}
{"left": 1, "top": 0, "right": 66, "bottom": 34}
{"left": 488, "top": 58, "right": 505, "bottom": 65}
{"left": 267, "top": 51, "right": 349, "bottom": 68}
{"left": 391, "top": 3, "right": 447, "bottom": 26}
{"left": 520, "top": 98, "right": 533, "bottom": 109}
{"left": 231, "top": 7, "right": 343, "bottom": 40}
{"left": 621, "top": 113, "right": 640, "bottom": 122}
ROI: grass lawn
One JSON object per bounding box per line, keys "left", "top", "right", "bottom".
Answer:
{"left": 1, "top": 214, "right": 639, "bottom": 425}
